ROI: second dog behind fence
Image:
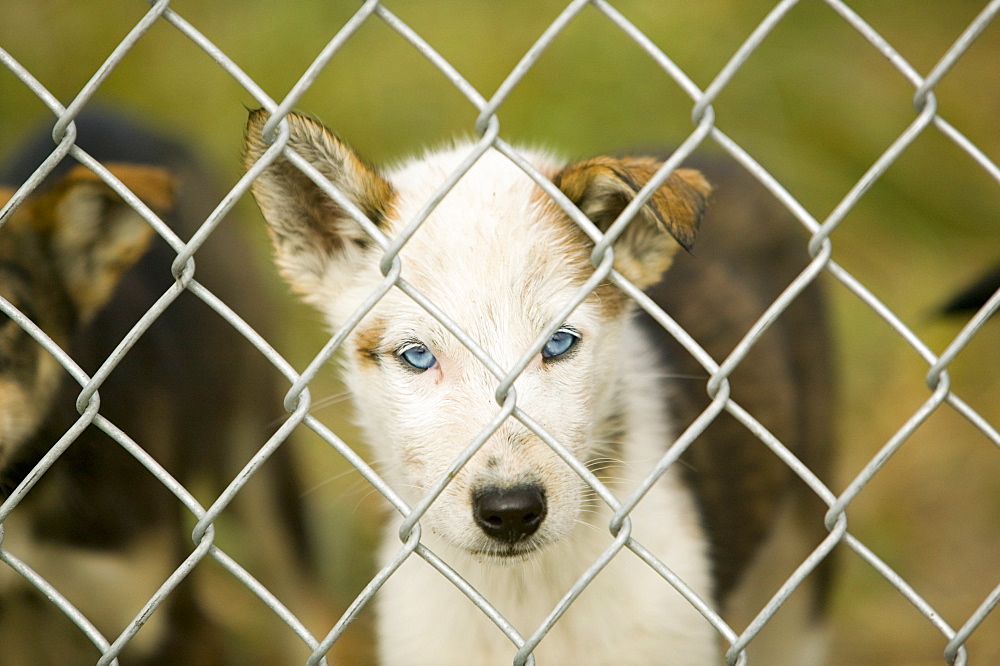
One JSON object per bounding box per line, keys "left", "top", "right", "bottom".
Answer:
{"left": 0, "top": 111, "right": 330, "bottom": 664}
{"left": 245, "top": 110, "right": 836, "bottom": 665}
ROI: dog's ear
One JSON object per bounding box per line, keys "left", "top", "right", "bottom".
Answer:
{"left": 244, "top": 110, "right": 395, "bottom": 305}
{"left": 39, "top": 164, "right": 168, "bottom": 322}
{"left": 553, "top": 156, "right": 711, "bottom": 289}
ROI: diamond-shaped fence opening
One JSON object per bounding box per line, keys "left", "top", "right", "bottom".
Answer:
{"left": 1, "top": 1, "right": 997, "bottom": 664}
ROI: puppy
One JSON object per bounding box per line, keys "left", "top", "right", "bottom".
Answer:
{"left": 0, "top": 112, "right": 317, "bottom": 664}
{"left": 245, "top": 110, "right": 834, "bottom": 665}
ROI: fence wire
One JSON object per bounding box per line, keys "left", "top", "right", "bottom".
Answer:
{"left": 1, "top": 1, "right": 998, "bottom": 664}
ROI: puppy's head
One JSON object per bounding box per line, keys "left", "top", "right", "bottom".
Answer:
{"left": 0, "top": 165, "right": 170, "bottom": 471}
{"left": 245, "top": 111, "right": 709, "bottom": 558}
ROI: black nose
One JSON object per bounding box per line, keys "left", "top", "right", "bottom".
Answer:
{"left": 472, "top": 484, "right": 547, "bottom": 543}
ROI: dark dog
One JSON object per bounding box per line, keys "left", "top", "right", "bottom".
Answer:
{"left": 648, "top": 154, "right": 836, "bottom": 658}
{"left": 0, "top": 112, "right": 319, "bottom": 664}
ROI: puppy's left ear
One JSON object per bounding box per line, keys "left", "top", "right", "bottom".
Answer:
{"left": 554, "top": 156, "right": 711, "bottom": 289}
{"left": 243, "top": 110, "right": 395, "bottom": 307}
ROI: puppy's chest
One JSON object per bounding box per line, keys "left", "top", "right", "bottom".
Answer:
{"left": 383, "top": 476, "right": 717, "bottom": 665}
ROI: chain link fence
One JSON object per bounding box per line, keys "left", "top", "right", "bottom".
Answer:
{"left": 1, "top": 1, "right": 998, "bottom": 664}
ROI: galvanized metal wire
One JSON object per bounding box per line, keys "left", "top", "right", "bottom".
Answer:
{"left": 1, "top": 1, "right": 997, "bottom": 664}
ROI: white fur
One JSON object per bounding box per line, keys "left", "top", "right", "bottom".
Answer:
{"left": 300, "top": 145, "right": 718, "bottom": 663}
{"left": 374, "top": 326, "right": 717, "bottom": 665}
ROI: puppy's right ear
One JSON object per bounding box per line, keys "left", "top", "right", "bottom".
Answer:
{"left": 244, "top": 110, "right": 395, "bottom": 304}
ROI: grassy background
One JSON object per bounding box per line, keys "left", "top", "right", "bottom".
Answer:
{"left": 2, "top": 1, "right": 998, "bottom": 663}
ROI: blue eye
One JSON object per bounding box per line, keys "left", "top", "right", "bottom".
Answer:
{"left": 542, "top": 329, "right": 579, "bottom": 359}
{"left": 399, "top": 344, "right": 437, "bottom": 370}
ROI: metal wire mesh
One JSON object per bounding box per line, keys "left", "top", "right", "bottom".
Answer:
{"left": 1, "top": 1, "right": 998, "bottom": 664}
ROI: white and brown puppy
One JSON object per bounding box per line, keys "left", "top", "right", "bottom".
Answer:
{"left": 245, "top": 110, "right": 834, "bottom": 665}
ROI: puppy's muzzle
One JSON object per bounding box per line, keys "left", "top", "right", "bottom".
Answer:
{"left": 472, "top": 484, "right": 547, "bottom": 543}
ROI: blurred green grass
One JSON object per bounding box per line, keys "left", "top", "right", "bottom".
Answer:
{"left": 2, "top": 1, "right": 997, "bottom": 663}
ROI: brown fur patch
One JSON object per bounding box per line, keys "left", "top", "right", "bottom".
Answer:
{"left": 553, "top": 157, "right": 710, "bottom": 253}
{"left": 27, "top": 164, "right": 174, "bottom": 235}
{"left": 528, "top": 177, "right": 627, "bottom": 317}
{"left": 25, "top": 165, "right": 171, "bottom": 321}
{"left": 243, "top": 110, "right": 398, "bottom": 295}
{"left": 355, "top": 318, "right": 386, "bottom": 365}
{"left": 245, "top": 110, "right": 396, "bottom": 236}
{"left": 62, "top": 164, "right": 176, "bottom": 212}
{"left": 534, "top": 156, "right": 712, "bottom": 315}
{"left": 551, "top": 156, "right": 711, "bottom": 291}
